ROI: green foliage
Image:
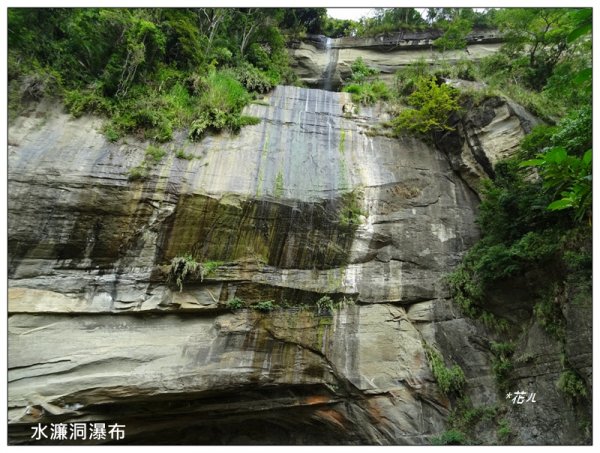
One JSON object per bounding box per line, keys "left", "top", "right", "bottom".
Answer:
{"left": 316, "top": 295, "right": 335, "bottom": 313}
{"left": 392, "top": 76, "right": 460, "bottom": 134}
{"left": 448, "top": 396, "right": 499, "bottom": 444}
{"left": 424, "top": 344, "right": 466, "bottom": 396}
{"left": 64, "top": 88, "right": 113, "bottom": 118}
{"left": 321, "top": 17, "right": 360, "bottom": 38}
{"left": 343, "top": 81, "right": 390, "bottom": 106}
{"left": 533, "top": 287, "right": 566, "bottom": 341}
{"left": 520, "top": 147, "right": 592, "bottom": 222}
{"left": 188, "top": 70, "right": 254, "bottom": 141}
{"left": 167, "top": 255, "right": 221, "bottom": 291}
{"left": 227, "top": 297, "right": 245, "bottom": 310}
{"left": 145, "top": 145, "right": 166, "bottom": 163}
{"left": 497, "top": 419, "right": 513, "bottom": 443}
{"left": 349, "top": 57, "right": 378, "bottom": 84}
{"left": 281, "top": 8, "right": 327, "bottom": 35}
{"left": 448, "top": 158, "right": 564, "bottom": 305}
{"left": 518, "top": 104, "right": 592, "bottom": 222}
{"left": 339, "top": 189, "right": 365, "bottom": 226}
{"left": 357, "top": 8, "right": 427, "bottom": 37}
{"left": 233, "top": 62, "right": 278, "bottom": 93}
{"left": 274, "top": 171, "right": 284, "bottom": 197}
{"left": 433, "top": 18, "right": 472, "bottom": 51}
{"left": 431, "top": 429, "right": 467, "bottom": 446}
{"left": 202, "top": 260, "right": 223, "bottom": 276}
{"left": 557, "top": 370, "right": 587, "bottom": 399}
{"left": 490, "top": 341, "right": 515, "bottom": 356}
{"left": 494, "top": 8, "right": 576, "bottom": 91}
{"left": 394, "top": 59, "right": 431, "bottom": 98}
{"left": 339, "top": 130, "right": 346, "bottom": 154}
{"left": 168, "top": 254, "right": 203, "bottom": 292}
{"left": 127, "top": 164, "right": 149, "bottom": 182}
{"left": 475, "top": 8, "right": 590, "bottom": 120}
{"left": 490, "top": 342, "right": 515, "bottom": 392}
{"left": 175, "top": 149, "right": 194, "bottom": 160}
{"left": 341, "top": 58, "right": 389, "bottom": 106}
{"left": 519, "top": 124, "right": 557, "bottom": 158}
{"left": 549, "top": 105, "right": 592, "bottom": 154}
{"left": 254, "top": 300, "right": 275, "bottom": 312}
{"left": 232, "top": 115, "right": 261, "bottom": 130}
{"left": 454, "top": 59, "right": 477, "bottom": 81}
{"left": 8, "top": 8, "right": 297, "bottom": 139}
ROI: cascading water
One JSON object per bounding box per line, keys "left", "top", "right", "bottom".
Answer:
{"left": 321, "top": 37, "right": 339, "bottom": 91}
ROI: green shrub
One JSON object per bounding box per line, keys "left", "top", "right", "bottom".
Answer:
{"left": 490, "top": 341, "right": 515, "bottom": 356}
{"left": 392, "top": 76, "right": 460, "bottom": 134}
{"left": 394, "top": 59, "right": 431, "bottom": 98}
{"left": 519, "top": 124, "right": 557, "bottom": 159}
{"left": 490, "top": 342, "right": 515, "bottom": 392}
{"left": 188, "top": 70, "right": 254, "bottom": 141}
{"left": 455, "top": 59, "right": 476, "bottom": 81}
{"left": 254, "top": 300, "right": 275, "bottom": 312}
{"left": 448, "top": 398, "right": 498, "bottom": 433}
{"left": 492, "top": 358, "right": 514, "bottom": 390}
{"left": 339, "top": 189, "right": 365, "bottom": 226}
{"left": 229, "top": 115, "right": 261, "bottom": 132}
{"left": 201, "top": 260, "right": 223, "bottom": 277}
{"left": 533, "top": 287, "right": 566, "bottom": 341}
{"left": 7, "top": 8, "right": 292, "bottom": 143}
{"left": 104, "top": 124, "right": 120, "bottom": 142}
{"left": 175, "top": 148, "right": 194, "bottom": 160}
{"left": 424, "top": 344, "right": 466, "bottom": 396}
{"left": 342, "top": 80, "right": 390, "bottom": 105}
{"left": 168, "top": 254, "right": 203, "bottom": 292}
{"left": 64, "top": 88, "right": 113, "bottom": 118}
{"left": 234, "top": 62, "right": 277, "bottom": 93}
{"left": 341, "top": 57, "right": 389, "bottom": 106}
{"left": 201, "top": 70, "right": 251, "bottom": 114}
{"left": 497, "top": 419, "right": 513, "bottom": 443}
{"left": 433, "top": 18, "right": 472, "bottom": 52}
{"left": 520, "top": 147, "right": 592, "bottom": 222}
{"left": 557, "top": 370, "right": 587, "bottom": 399}
{"left": 348, "top": 57, "right": 378, "bottom": 84}
{"left": 145, "top": 144, "right": 166, "bottom": 163}
{"left": 316, "top": 295, "right": 335, "bottom": 313}
{"left": 431, "top": 429, "right": 467, "bottom": 445}
{"left": 127, "top": 164, "right": 149, "bottom": 181}
{"left": 227, "top": 297, "right": 245, "bottom": 310}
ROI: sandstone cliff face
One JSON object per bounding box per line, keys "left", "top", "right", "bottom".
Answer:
{"left": 7, "top": 86, "right": 591, "bottom": 445}
{"left": 289, "top": 31, "right": 503, "bottom": 89}
{"left": 437, "top": 94, "right": 543, "bottom": 194}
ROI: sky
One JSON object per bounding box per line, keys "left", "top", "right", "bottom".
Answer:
{"left": 326, "top": 8, "right": 375, "bottom": 21}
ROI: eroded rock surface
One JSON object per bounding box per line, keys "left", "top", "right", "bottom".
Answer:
{"left": 7, "top": 86, "right": 590, "bottom": 445}
{"left": 289, "top": 30, "right": 503, "bottom": 88}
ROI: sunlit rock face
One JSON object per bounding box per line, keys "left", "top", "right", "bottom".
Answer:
{"left": 289, "top": 30, "right": 503, "bottom": 89}
{"left": 8, "top": 85, "right": 588, "bottom": 445}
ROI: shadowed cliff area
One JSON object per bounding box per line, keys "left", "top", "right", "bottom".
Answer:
{"left": 7, "top": 7, "right": 592, "bottom": 446}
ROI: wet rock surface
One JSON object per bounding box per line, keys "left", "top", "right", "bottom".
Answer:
{"left": 289, "top": 31, "right": 503, "bottom": 89}
{"left": 7, "top": 86, "right": 590, "bottom": 445}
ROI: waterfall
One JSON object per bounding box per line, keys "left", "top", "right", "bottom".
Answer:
{"left": 321, "top": 37, "right": 339, "bottom": 91}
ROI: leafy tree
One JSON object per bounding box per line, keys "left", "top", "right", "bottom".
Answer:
{"left": 494, "top": 8, "right": 576, "bottom": 90}
{"left": 8, "top": 8, "right": 310, "bottom": 140}
{"left": 281, "top": 8, "right": 327, "bottom": 34}
{"left": 358, "top": 7, "right": 425, "bottom": 35}
{"left": 322, "top": 17, "right": 360, "bottom": 38}
{"left": 392, "top": 76, "right": 460, "bottom": 134}
{"left": 521, "top": 148, "right": 591, "bottom": 222}
{"left": 433, "top": 18, "right": 472, "bottom": 51}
